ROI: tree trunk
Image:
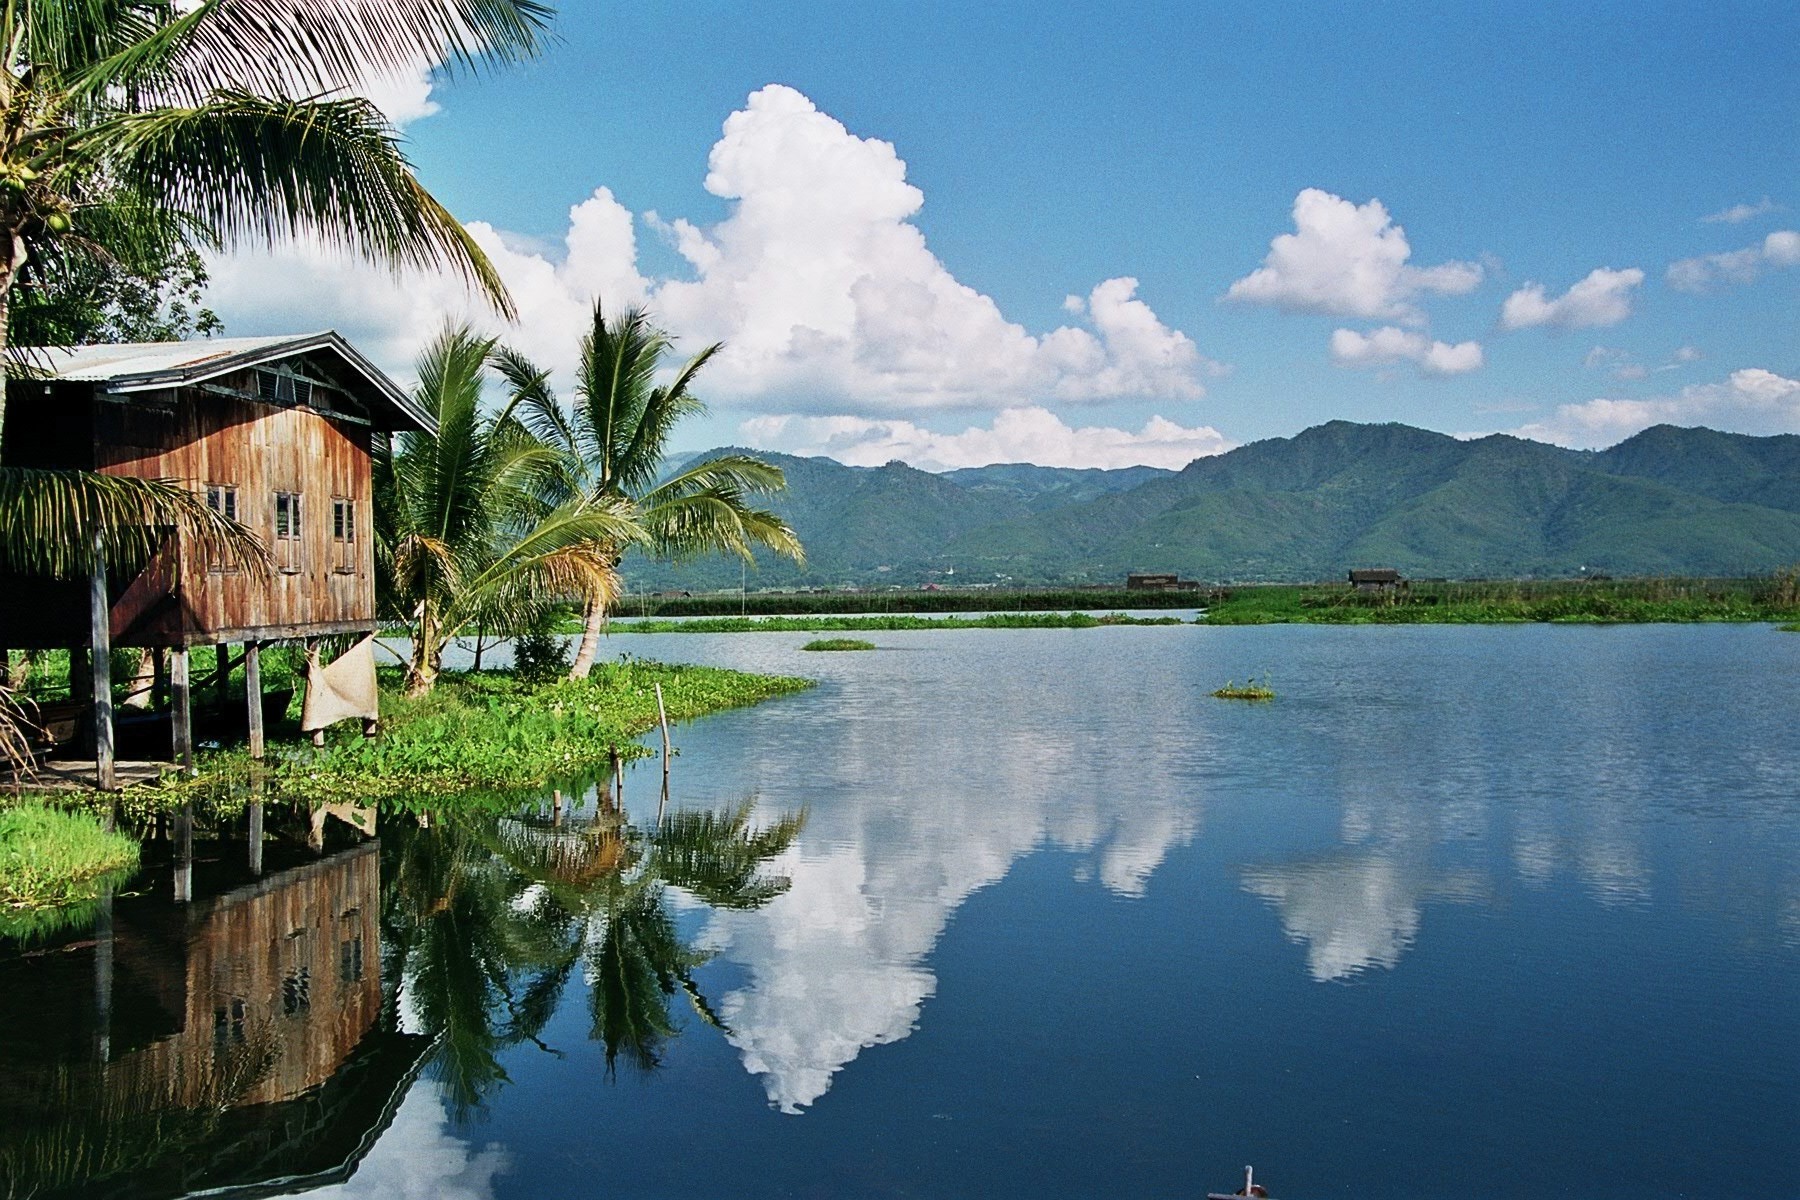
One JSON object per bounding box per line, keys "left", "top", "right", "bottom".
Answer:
{"left": 406, "top": 607, "right": 441, "bottom": 696}
{"left": 567, "top": 591, "right": 607, "bottom": 680}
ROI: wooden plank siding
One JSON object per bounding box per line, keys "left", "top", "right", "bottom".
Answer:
{"left": 3, "top": 352, "right": 388, "bottom": 648}
{"left": 91, "top": 366, "right": 377, "bottom": 644}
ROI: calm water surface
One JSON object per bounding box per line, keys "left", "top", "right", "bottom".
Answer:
{"left": 3, "top": 624, "right": 1796, "bottom": 1199}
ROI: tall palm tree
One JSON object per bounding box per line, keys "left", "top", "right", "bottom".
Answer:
{"left": 0, "top": 0, "right": 551, "bottom": 564}
{"left": 0, "top": 1, "right": 552, "bottom": 748}
{"left": 377, "top": 325, "right": 640, "bottom": 695}
{"left": 497, "top": 301, "right": 803, "bottom": 678}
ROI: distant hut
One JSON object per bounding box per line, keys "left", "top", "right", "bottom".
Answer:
{"left": 0, "top": 333, "right": 432, "bottom": 787}
{"left": 1126, "top": 573, "right": 1202, "bottom": 592}
{"left": 1347, "top": 568, "right": 1404, "bottom": 592}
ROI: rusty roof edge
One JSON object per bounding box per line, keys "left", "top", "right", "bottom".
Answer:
{"left": 98, "top": 332, "right": 435, "bottom": 436}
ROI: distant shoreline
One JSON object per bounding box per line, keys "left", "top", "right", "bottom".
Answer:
{"left": 597, "top": 576, "right": 1800, "bottom": 627}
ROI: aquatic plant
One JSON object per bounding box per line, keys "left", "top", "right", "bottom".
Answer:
{"left": 1211, "top": 677, "right": 1276, "bottom": 701}
{"left": 610, "top": 611, "right": 1186, "bottom": 634}
{"left": 801, "top": 638, "right": 876, "bottom": 651}
{"left": 131, "top": 659, "right": 812, "bottom": 811}
{"left": 0, "top": 803, "right": 138, "bottom": 913}
{"left": 1202, "top": 576, "right": 1800, "bottom": 626}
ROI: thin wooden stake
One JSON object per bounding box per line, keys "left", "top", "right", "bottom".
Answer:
{"left": 654, "top": 682, "right": 672, "bottom": 826}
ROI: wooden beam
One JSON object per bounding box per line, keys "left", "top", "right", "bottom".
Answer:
{"left": 170, "top": 645, "right": 193, "bottom": 771}
{"left": 89, "top": 543, "right": 115, "bottom": 791}
{"left": 245, "top": 641, "right": 265, "bottom": 760}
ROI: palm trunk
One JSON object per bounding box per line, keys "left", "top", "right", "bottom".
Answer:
{"left": 567, "top": 591, "right": 607, "bottom": 679}
{"left": 406, "top": 606, "right": 441, "bottom": 696}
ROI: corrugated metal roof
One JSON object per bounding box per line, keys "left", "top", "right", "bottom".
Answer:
{"left": 36, "top": 335, "right": 315, "bottom": 381}
{"left": 23, "top": 332, "right": 433, "bottom": 434}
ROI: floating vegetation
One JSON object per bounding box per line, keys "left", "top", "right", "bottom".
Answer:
{"left": 0, "top": 803, "right": 139, "bottom": 916}
{"left": 109, "top": 660, "right": 812, "bottom": 813}
{"left": 802, "top": 638, "right": 876, "bottom": 651}
{"left": 1211, "top": 677, "right": 1275, "bottom": 701}
{"left": 610, "top": 612, "right": 1187, "bottom": 634}
{"left": 1202, "top": 576, "right": 1800, "bottom": 626}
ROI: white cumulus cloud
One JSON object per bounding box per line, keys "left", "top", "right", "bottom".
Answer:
{"left": 1510, "top": 368, "right": 1800, "bottom": 448}
{"left": 1329, "top": 326, "right": 1483, "bottom": 376}
{"left": 1701, "top": 197, "right": 1778, "bottom": 224}
{"left": 202, "top": 85, "right": 1217, "bottom": 417}
{"left": 1499, "top": 267, "right": 1644, "bottom": 331}
{"left": 739, "top": 406, "right": 1233, "bottom": 471}
{"left": 1667, "top": 230, "right": 1800, "bottom": 292}
{"left": 649, "top": 86, "right": 1215, "bottom": 410}
{"left": 1224, "top": 188, "right": 1483, "bottom": 322}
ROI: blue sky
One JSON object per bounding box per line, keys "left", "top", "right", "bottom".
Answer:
{"left": 206, "top": 0, "right": 1800, "bottom": 469}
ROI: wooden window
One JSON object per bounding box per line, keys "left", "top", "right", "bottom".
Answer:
{"left": 331, "top": 497, "right": 358, "bottom": 574}
{"left": 274, "top": 490, "right": 303, "bottom": 573}
{"left": 205, "top": 484, "right": 239, "bottom": 573}
{"left": 205, "top": 483, "right": 237, "bottom": 522}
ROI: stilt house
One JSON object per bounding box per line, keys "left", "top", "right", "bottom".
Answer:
{"left": 0, "top": 333, "right": 432, "bottom": 787}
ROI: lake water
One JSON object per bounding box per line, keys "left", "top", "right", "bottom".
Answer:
{"left": 3, "top": 624, "right": 1796, "bottom": 1198}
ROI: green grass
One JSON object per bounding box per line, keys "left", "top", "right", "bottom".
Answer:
{"left": 607, "top": 611, "right": 1187, "bottom": 634}
{"left": 802, "top": 638, "right": 876, "bottom": 651}
{"left": 0, "top": 803, "right": 139, "bottom": 918}
{"left": 1203, "top": 577, "right": 1800, "bottom": 625}
{"left": 138, "top": 658, "right": 811, "bottom": 813}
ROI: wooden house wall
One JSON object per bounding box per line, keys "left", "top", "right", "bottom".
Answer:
{"left": 91, "top": 366, "right": 378, "bottom": 644}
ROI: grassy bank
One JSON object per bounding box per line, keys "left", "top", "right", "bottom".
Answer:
{"left": 0, "top": 804, "right": 138, "bottom": 916}
{"left": 602, "top": 586, "right": 1204, "bottom": 618}
{"left": 140, "top": 658, "right": 810, "bottom": 811}
{"left": 1204, "top": 577, "right": 1800, "bottom": 625}
{"left": 607, "top": 612, "right": 1187, "bottom": 634}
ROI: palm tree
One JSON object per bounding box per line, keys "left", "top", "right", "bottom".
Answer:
{"left": 377, "top": 325, "right": 641, "bottom": 695}
{"left": 497, "top": 301, "right": 803, "bottom": 678}
{"left": 0, "top": 1, "right": 552, "bottom": 751}
{"left": 0, "top": 6, "right": 549, "bottom": 526}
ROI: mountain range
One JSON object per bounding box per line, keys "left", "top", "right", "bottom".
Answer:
{"left": 623, "top": 422, "right": 1800, "bottom": 589}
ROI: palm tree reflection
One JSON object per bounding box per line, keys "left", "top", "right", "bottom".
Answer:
{"left": 390, "top": 795, "right": 803, "bottom": 1107}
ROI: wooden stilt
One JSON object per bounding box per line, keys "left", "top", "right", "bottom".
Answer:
{"left": 215, "top": 641, "right": 231, "bottom": 706}
{"left": 89, "top": 543, "right": 115, "bottom": 791}
{"left": 244, "top": 641, "right": 265, "bottom": 760}
{"left": 170, "top": 645, "right": 193, "bottom": 771}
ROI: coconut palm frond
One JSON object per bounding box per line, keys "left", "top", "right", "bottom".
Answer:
{"left": 644, "top": 453, "right": 788, "bottom": 503}
{"left": 91, "top": 92, "right": 513, "bottom": 315}
{"left": 0, "top": 466, "right": 270, "bottom": 578}
{"left": 643, "top": 491, "right": 802, "bottom": 564}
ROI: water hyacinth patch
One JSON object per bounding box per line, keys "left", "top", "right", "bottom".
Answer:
{"left": 142, "top": 658, "right": 811, "bottom": 811}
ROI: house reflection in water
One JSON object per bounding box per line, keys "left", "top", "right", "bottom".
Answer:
{"left": 0, "top": 834, "right": 432, "bottom": 1199}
